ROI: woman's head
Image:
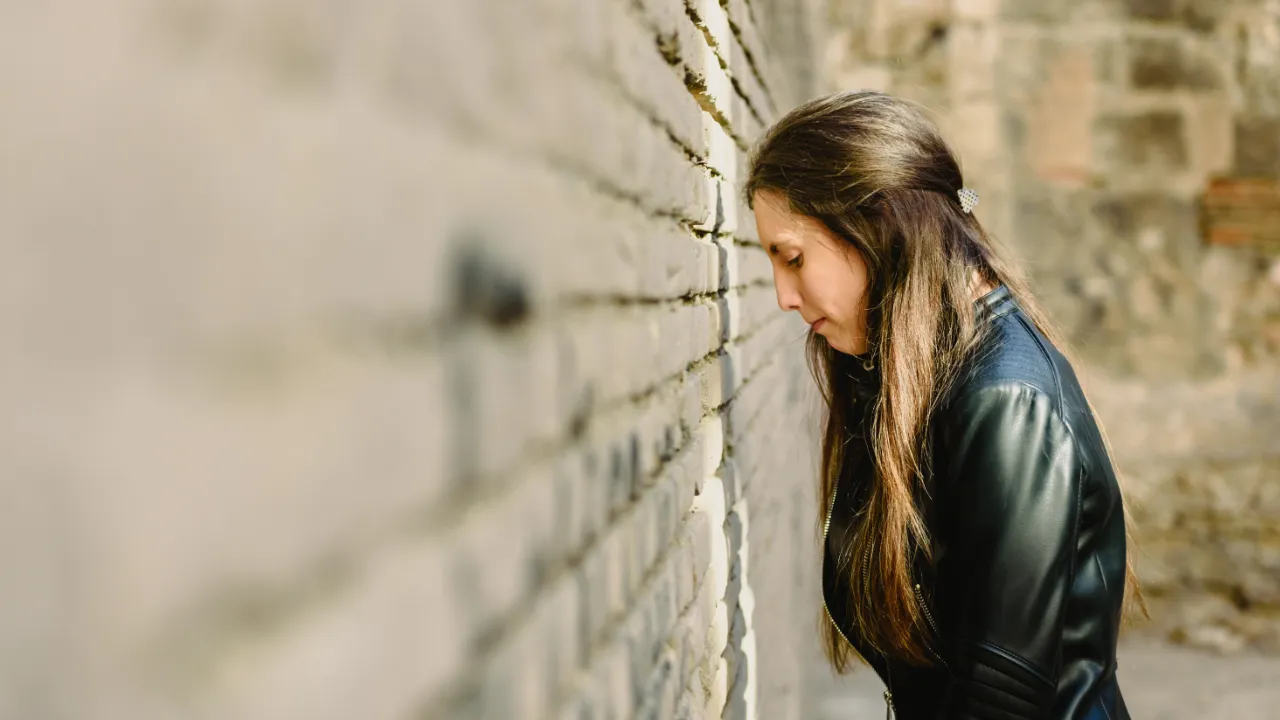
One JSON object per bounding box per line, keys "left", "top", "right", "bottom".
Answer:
{"left": 747, "top": 91, "right": 997, "bottom": 358}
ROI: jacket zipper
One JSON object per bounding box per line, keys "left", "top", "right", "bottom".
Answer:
{"left": 820, "top": 473, "right": 856, "bottom": 650}
{"left": 824, "top": 479, "right": 898, "bottom": 719}
{"left": 914, "top": 582, "right": 950, "bottom": 669}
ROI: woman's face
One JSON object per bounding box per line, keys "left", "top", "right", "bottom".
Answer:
{"left": 753, "top": 190, "right": 871, "bottom": 355}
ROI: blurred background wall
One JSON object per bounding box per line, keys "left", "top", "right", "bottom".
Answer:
{"left": 3, "top": 1, "right": 1279, "bottom": 720}
{"left": 0, "top": 1, "right": 828, "bottom": 719}
{"left": 825, "top": 0, "right": 1280, "bottom": 655}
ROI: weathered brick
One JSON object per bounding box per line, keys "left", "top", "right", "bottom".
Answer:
{"left": 721, "top": 0, "right": 764, "bottom": 67}
{"left": 562, "top": 303, "right": 719, "bottom": 407}
{"left": 1094, "top": 110, "right": 1188, "bottom": 171}
{"left": 1234, "top": 116, "right": 1280, "bottom": 177}
{"left": 464, "top": 327, "right": 564, "bottom": 484}
{"left": 734, "top": 281, "right": 783, "bottom": 339}
{"left": 451, "top": 467, "right": 557, "bottom": 644}
{"left": 734, "top": 244, "right": 773, "bottom": 288}
{"left": 203, "top": 539, "right": 464, "bottom": 720}
{"left": 1128, "top": 35, "right": 1222, "bottom": 90}
{"left": 603, "top": 0, "right": 713, "bottom": 160}
{"left": 725, "top": 26, "right": 774, "bottom": 123}
{"left": 593, "top": 639, "right": 636, "bottom": 720}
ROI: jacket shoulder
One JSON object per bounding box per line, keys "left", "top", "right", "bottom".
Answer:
{"left": 950, "top": 309, "right": 1066, "bottom": 409}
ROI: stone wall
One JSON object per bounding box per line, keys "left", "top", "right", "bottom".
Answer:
{"left": 824, "top": 0, "right": 1280, "bottom": 652}
{"left": 0, "top": 1, "right": 827, "bottom": 719}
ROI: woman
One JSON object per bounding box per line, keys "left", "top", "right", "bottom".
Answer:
{"left": 746, "top": 91, "right": 1144, "bottom": 719}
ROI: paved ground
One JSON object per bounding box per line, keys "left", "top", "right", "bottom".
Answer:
{"left": 807, "top": 638, "right": 1280, "bottom": 719}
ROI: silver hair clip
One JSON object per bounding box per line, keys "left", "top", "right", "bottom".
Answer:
{"left": 958, "top": 187, "right": 979, "bottom": 214}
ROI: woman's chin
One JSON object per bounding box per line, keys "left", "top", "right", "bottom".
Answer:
{"left": 823, "top": 334, "right": 866, "bottom": 357}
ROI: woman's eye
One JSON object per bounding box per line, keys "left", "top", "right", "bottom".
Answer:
{"left": 786, "top": 254, "right": 802, "bottom": 268}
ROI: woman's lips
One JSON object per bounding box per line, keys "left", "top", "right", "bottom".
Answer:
{"left": 811, "top": 318, "right": 826, "bottom": 332}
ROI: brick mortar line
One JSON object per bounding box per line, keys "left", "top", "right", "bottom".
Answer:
{"left": 209, "top": 288, "right": 703, "bottom": 373}
{"left": 548, "top": 505, "right": 712, "bottom": 719}
{"left": 558, "top": 277, "right": 772, "bottom": 311}
{"left": 683, "top": 72, "right": 750, "bottom": 154}
{"left": 541, "top": 150, "right": 713, "bottom": 228}
{"left": 738, "top": 0, "right": 760, "bottom": 33}
{"left": 440, "top": 428, "right": 728, "bottom": 719}
{"left": 625, "top": 0, "right": 749, "bottom": 153}
{"left": 727, "top": 278, "right": 773, "bottom": 293}
{"left": 422, "top": 335, "right": 731, "bottom": 535}
{"left": 719, "top": 3, "right": 778, "bottom": 115}
{"left": 731, "top": 357, "right": 788, "bottom": 440}
{"left": 423, "top": 77, "right": 717, "bottom": 230}
{"left": 556, "top": 286, "right": 727, "bottom": 311}
{"left": 709, "top": 316, "right": 791, "bottom": 409}
{"left": 682, "top": 0, "right": 770, "bottom": 130}
{"left": 578, "top": 62, "right": 722, "bottom": 178}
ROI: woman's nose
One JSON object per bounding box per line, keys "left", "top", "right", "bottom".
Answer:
{"left": 774, "top": 274, "right": 801, "bottom": 312}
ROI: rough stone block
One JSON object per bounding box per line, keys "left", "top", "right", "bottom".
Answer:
{"left": 1124, "top": 0, "right": 1177, "bottom": 20}
{"left": 1128, "top": 35, "right": 1222, "bottom": 91}
{"left": 1125, "top": 0, "right": 1223, "bottom": 31}
{"left": 1234, "top": 116, "right": 1280, "bottom": 178}
{"left": 1095, "top": 110, "right": 1189, "bottom": 172}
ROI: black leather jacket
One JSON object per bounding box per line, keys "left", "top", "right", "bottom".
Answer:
{"left": 823, "top": 286, "right": 1129, "bottom": 720}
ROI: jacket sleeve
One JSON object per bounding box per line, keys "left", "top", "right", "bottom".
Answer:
{"left": 933, "top": 382, "right": 1083, "bottom": 720}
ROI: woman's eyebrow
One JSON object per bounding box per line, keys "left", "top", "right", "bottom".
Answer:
{"left": 768, "top": 240, "right": 795, "bottom": 255}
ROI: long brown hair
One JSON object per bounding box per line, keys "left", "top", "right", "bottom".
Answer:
{"left": 744, "top": 91, "right": 1144, "bottom": 670}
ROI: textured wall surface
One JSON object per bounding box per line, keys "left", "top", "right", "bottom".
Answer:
{"left": 0, "top": 1, "right": 830, "bottom": 719}
{"left": 824, "top": 0, "right": 1280, "bottom": 653}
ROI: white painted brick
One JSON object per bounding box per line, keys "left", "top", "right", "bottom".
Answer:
{"left": 722, "top": 0, "right": 769, "bottom": 72}
{"left": 955, "top": 0, "right": 1001, "bottom": 21}
{"left": 544, "top": 570, "right": 588, "bottom": 694}
{"left": 686, "top": 0, "right": 734, "bottom": 57}
{"left": 735, "top": 244, "right": 774, "bottom": 288}
{"left": 728, "top": 366, "right": 784, "bottom": 449}
{"left": 703, "top": 649, "right": 730, "bottom": 718}
{"left": 451, "top": 466, "right": 556, "bottom": 644}
{"left": 738, "top": 316, "right": 800, "bottom": 387}
{"left": 641, "top": 0, "right": 715, "bottom": 83}
{"left": 467, "top": 327, "right": 564, "bottom": 484}
{"left": 636, "top": 0, "right": 689, "bottom": 40}
{"left": 624, "top": 504, "right": 651, "bottom": 599}
{"left": 551, "top": 457, "right": 588, "bottom": 565}
{"left": 726, "top": 31, "right": 775, "bottom": 124}
{"left": 596, "top": 634, "right": 636, "bottom": 719}
{"left": 578, "top": 542, "right": 610, "bottom": 653}
{"left": 705, "top": 112, "right": 743, "bottom": 185}
{"left": 204, "top": 538, "right": 464, "bottom": 720}
{"left": 736, "top": 283, "right": 785, "bottom": 339}
{"left": 604, "top": 0, "right": 711, "bottom": 159}
{"left": 476, "top": 612, "right": 552, "bottom": 720}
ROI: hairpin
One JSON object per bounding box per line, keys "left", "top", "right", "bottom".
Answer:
{"left": 958, "top": 187, "right": 979, "bottom": 214}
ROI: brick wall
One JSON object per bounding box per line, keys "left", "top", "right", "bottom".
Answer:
{"left": 0, "top": 1, "right": 828, "bottom": 718}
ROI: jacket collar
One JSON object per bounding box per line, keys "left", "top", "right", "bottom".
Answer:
{"left": 975, "top": 284, "right": 1017, "bottom": 321}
